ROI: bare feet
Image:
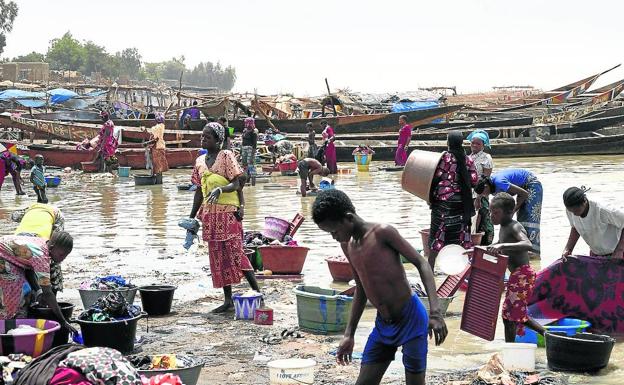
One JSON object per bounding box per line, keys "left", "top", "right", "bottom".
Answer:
{"left": 211, "top": 302, "right": 234, "bottom": 313}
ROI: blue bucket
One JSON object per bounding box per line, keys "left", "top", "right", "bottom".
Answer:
{"left": 118, "top": 167, "right": 131, "bottom": 177}
{"left": 45, "top": 176, "right": 61, "bottom": 188}
{"left": 233, "top": 293, "right": 263, "bottom": 320}
{"left": 515, "top": 318, "right": 591, "bottom": 347}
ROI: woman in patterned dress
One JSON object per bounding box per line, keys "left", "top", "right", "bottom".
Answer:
{"left": 189, "top": 122, "right": 260, "bottom": 313}
{"left": 428, "top": 132, "right": 478, "bottom": 270}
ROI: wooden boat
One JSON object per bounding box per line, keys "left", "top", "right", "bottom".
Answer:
{"left": 333, "top": 126, "right": 624, "bottom": 161}
{"left": 11, "top": 142, "right": 198, "bottom": 169}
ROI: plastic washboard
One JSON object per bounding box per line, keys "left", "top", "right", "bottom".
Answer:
{"left": 436, "top": 265, "right": 471, "bottom": 298}
{"left": 288, "top": 213, "right": 305, "bottom": 238}
{"left": 460, "top": 247, "right": 508, "bottom": 341}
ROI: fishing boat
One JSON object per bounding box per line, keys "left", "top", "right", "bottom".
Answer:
{"left": 9, "top": 142, "right": 198, "bottom": 169}
{"left": 333, "top": 126, "right": 624, "bottom": 161}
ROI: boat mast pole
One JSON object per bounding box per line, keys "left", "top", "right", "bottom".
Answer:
{"left": 325, "top": 78, "right": 337, "bottom": 116}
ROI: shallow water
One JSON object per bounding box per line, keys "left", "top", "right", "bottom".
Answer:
{"left": 0, "top": 155, "right": 622, "bottom": 383}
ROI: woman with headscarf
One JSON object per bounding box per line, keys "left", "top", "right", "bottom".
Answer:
{"left": 428, "top": 131, "right": 478, "bottom": 270}
{"left": 241, "top": 117, "right": 258, "bottom": 186}
{"left": 527, "top": 186, "right": 624, "bottom": 334}
{"left": 0, "top": 148, "right": 26, "bottom": 195}
{"left": 96, "top": 112, "right": 119, "bottom": 172}
{"left": 143, "top": 113, "right": 169, "bottom": 178}
{"left": 474, "top": 168, "right": 543, "bottom": 255}
{"left": 467, "top": 130, "right": 494, "bottom": 245}
{"left": 320, "top": 120, "right": 337, "bottom": 174}
{"left": 189, "top": 122, "right": 260, "bottom": 313}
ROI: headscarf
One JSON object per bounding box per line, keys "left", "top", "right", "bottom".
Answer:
{"left": 244, "top": 117, "right": 255, "bottom": 130}
{"left": 205, "top": 122, "right": 225, "bottom": 143}
{"left": 467, "top": 129, "right": 491, "bottom": 148}
{"left": 155, "top": 112, "right": 165, "bottom": 124}
{"left": 447, "top": 131, "right": 474, "bottom": 224}
{"left": 563, "top": 186, "right": 590, "bottom": 207}
{"left": 100, "top": 111, "right": 110, "bottom": 120}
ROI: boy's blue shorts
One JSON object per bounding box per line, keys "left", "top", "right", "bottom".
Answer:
{"left": 361, "top": 294, "right": 429, "bottom": 373}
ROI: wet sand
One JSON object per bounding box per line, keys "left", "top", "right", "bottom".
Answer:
{"left": 0, "top": 155, "right": 622, "bottom": 384}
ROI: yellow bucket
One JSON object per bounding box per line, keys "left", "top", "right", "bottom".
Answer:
{"left": 354, "top": 154, "right": 372, "bottom": 172}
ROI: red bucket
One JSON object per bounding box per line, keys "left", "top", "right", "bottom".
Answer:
{"left": 325, "top": 257, "right": 354, "bottom": 282}
{"left": 254, "top": 308, "right": 274, "bottom": 325}
{"left": 259, "top": 246, "right": 309, "bottom": 274}
{"left": 277, "top": 162, "right": 298, "bottom": 172}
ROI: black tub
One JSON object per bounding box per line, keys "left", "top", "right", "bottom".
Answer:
{"left": 28, "top": 302, "right": 75, "bottom": 347}
{"left": 74, "top": 312, "right": 145, "bottom": 354}
{"left": 134, "top": 174, "right": 163, "bottom": 186}
{"left": 546, "top": 332, "right": 616, "bottom": 372}
{"left": 139, "top": 285, "right": 176, "bottom": 316}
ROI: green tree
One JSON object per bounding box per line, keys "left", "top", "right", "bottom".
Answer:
{"left": 117, "top": 47, "right": 141, "bottom": 78}
{"left": 161, "top": 56, "right": 185, "bottom": 80}
{"left": 13, "top": 51, "right": 44, "bottom": 62}
{"left": 46, "top": 31, "right": 85, "bottom": 70}
{"left": 81, "top": 41, "right": 109, "bottom": 76}
{"left": 0, "top": 0, "right": 17, "bottom": 55}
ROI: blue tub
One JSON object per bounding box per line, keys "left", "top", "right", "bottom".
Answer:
{"left": 45, "top": 176, "right": 61, "bottom": 188}
{"left": 515, "top": 318, "right": 591, "bottom": 347}
{"left": 118, "top": 167, "right": 131, "bottom": 177}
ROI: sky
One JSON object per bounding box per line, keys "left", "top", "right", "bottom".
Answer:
{"left": 3, "top": 0, "right": 624, "bottom": 96}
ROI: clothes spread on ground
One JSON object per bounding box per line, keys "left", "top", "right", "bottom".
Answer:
{"left": 0, "top": 354, "right": 32, "bottom": 384}
{"left": 14, "top": 344, "right": 85, "bottom": 385}
{"left": 49, "top": 368, "right": 91, "bottom": 385}
{"left": 78, "top": 292, "right": 141, "bottom": 322}
{"left": 127, "top": 354, "right": 197, "bottom": 371}
{"left": 566, "top": 198, "right": 624, "bottom": 256}
{"left": 59, "top": 347, "right": 142, "bottom": 385}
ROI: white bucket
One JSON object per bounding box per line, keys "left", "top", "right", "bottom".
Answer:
{"left": 502, "top": 342, "right": 537, "bottom": 371}
{"left": 268, "top": 359, "right": 316, "bottom": 385}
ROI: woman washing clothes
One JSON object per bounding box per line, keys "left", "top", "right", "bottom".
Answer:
{"left": 0, "top": 148, "right": 26, "bottom": 195}
{"left": 95, "top": 112, "right": 119, "bottom": 172}
{"left": 143, "top": 113, "right": 169, "bottom": 178}
{"left": 428, "top": 131, "right": 478, "bottom": 270}
{"left": 189, "top": 122, "right": 261, "bottom": 313}
{"left": 467, "top": 130, "right": 494, "bottom": 245}
{"left": 475, "top": 168, "right": 542, "bottom": 256}
{"left": 320, "top": 120, "right": 337, "bottom": 174}
{"left": 0, "top": 232, "right": 76, "bottom": 335}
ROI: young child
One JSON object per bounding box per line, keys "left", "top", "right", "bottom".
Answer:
{"left": 297, "top": 158, "right": 330, "bottom": 197}
{"left": 487, "top": 192, "right": 546, "bottom": 342}
{"left": 312, "top": 189, "right": 447, "bottom": 385}
{"left": 30, "top": 155, "right": 48, "bottom": 203}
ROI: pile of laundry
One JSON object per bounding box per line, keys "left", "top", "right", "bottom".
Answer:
{"left": 244, "top": 231, "right": 298, "bottom": 248}
{"left": 78, "top": 292, "right": 141, "bottom": 322}
{"left": 0, "top": 354, "right": 32, "bottom": 383}
{"left": 127, "top": 354, "right": 198, "bottom": 370}
{"left": 79, "top": 275, "right": 135, "bottom": 291}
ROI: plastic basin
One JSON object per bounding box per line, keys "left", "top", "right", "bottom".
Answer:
{"left": 417, "top": 296, "right": 456, "bottom": 317}
{"left": 502, "top": 342, "right": 537, "bottom": 371}
{"left": 0, "top": 319, "right": 60, "bottom": 357}
{"left": 139, "top": 285, "right": 176, "bottom": 316}
{"left": 260, "top": 246, "right": 309, "bottom": 274}
{"left": 294, "top": 285, "right": 353, "bottom": 334}
{"left": 545, "top": 332, "right": 615, "bottom": 372}
{"left": 118, "top": 166, "right": 131, "bottom": 177}
{"left": 268, "top": 358, "right": 316, "bottom": 385}
{"left": 28, "top": 302, "right": 75, "bottom": 347}
{"left": 515, "top": 318, "right": 591, "bottom": 347}
{"left": 138, "top": 356, "right": 204, "bottom": 385}
{"left": 75, "top": 313, "right": 144, "bottom": 354}
{"left": 233, "top": 293, "right": 263, "bottom": 320}
{"left": 325, "top": 258, "right": 354, "bottom": 282}
{"left": 354, "top": 154, "right": 372, "bottom": 172}
{"left": 263, "top": 217, "right": 291, "bottom": 241}
{"left": 79, "top": 287, "right": 138, "bottom": 309}
{"left": 45, "top": 176, "right": 61, "bottom": 187}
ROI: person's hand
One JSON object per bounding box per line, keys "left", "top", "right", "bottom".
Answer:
{"left": 487, "top": 244, "right": 504, "bottom": 255}
{"left": 237, "top": 206, "right": 245, "bottom": 220}
{"left": 474, "top": 197, "right": 482, "bottom": 210}
{"left": 561, "top": 248, "right": 572, "bottom": 262}
{"left": 336, "top": 336, "right": 354, "bottom": 365}
{"left": 64, "top": 321, "right": 79, "bottom": 336}
{"left": 208, "top": 188, "right": 222, "bottom": 203}
{"left": 428, "top": 311, "right": 448, "bottom": 346}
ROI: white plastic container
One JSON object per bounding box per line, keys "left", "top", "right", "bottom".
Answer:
{"left": 502, "top": 342, "right": 537, "bottom": 371}
{"left": 268, "top": 358, "right": 316, "bottom": 385}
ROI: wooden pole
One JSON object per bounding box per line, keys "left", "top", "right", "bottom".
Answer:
{"left": 254, "top": 91, "right": 278, "bottom": 132}
{"left": 325, "top": 78, "right": 337, "bottom": 116}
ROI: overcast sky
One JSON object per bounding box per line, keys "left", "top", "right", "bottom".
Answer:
{"left": 4, "top": 0, "right": 623, "bottom": 95}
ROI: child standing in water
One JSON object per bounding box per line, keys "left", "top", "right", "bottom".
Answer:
{"left": 487, "top": 193, "right": 545, "bottom": 342}
{"left": 312, "top": 189, "right": 447, "bottom": 385}
{"left": 30, "top": 155, "right": 47, "bottom": 203}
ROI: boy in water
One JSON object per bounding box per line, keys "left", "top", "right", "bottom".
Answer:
{"left": 30, "top": 155, "right": 48, "bottom": 203}
{"left": 297, "top": 158, "right": 330, "bottom": 197}
{"left": 313, "top": 190, "right": 447, "bottom": 385}
{"left": 487, "top": 193, "right": 546, "bottom": 342}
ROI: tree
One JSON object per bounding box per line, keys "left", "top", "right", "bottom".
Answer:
{"left": 117, "top": 48, "right": 141, "bottom": 78}
{"left": 13, "top": 51, "right": 45, "bottom": 62}
{"left": 0, "top": 0, "right": 17, "bottom": 55}
{"left": 81, "top": 41, "right": 109, "bottom": 76}
{"left": 46, "top": 31, "right": 84, "bottom": 70}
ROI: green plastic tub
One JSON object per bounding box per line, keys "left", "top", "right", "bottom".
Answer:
{"left": 294, "top": 285, "right": 353, "bottom": 334}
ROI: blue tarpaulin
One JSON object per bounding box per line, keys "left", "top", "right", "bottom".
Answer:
{"left": 391, "top": 100, "right": 439, "bottom": 113}
{"left": 48, "top": 88, "right": 78, "bottom": 104}
{"left": 0, "top": 89, "right": 46, "bottom": 100}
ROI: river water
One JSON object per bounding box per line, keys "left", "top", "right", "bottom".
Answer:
{"left": 0, "top": 155, "right": 622, "bottom": 383}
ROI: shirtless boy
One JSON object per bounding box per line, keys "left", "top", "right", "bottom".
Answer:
{"left": 297, "top": 158, "right": 329, "bottom": 197}
{"left": 312, "top": 189, "right": 447, "bottom": 385}
{"left": 487, "top": 192, "right": 546, "bottom": 342}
